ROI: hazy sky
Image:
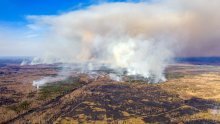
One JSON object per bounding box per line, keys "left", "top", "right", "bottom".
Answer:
{"left": 0, "top": 0, "right": 220, "bottom": 57}
{"left": 0, "top": 0, "right": 143, "bottom": 56}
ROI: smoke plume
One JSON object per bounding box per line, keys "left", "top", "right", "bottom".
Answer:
{"left": 24, "top": 0, "right": 220, "bottom": 83}
{"left": 33, "top": 76, "right": 67, "bottom": 89}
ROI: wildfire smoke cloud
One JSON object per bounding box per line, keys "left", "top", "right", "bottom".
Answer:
{"left": 26, "top": 0, "right": 220, "bottom": 82}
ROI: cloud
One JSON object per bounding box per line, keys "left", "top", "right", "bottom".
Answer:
{"left": 168, "top": 0, "right": 220, "bottom": 57}
{"left": 28, "top": 0, "right": 220, "bottom": 57}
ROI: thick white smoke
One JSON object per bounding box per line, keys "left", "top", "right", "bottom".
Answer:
{"left": 25, "top": 0, "right": 220, "bottom": 83}
{"left": 27, "top": 2, "right": 178, "bottom": 82}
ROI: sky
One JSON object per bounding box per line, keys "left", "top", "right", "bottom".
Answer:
{"left": 0, "top": 0, "right": 137, "bottom": 56}
{"left": 0, "top": 0, "right": 132, "bottom": 25}
{"left": 0, "top": 0, "right": 220, "bottom": 57}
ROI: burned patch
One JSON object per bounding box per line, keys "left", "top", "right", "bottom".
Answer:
{"left": 0, "top": 86, "right": 16, "bottom": 94}
{"left": 143, "top": 115, "right": 171, "bottom": 123}
{"left": 0, "top": 97, "right": 16, "bottom": 106}
{"left": 59, "top": 83, "right": 187, "bottom": 123}
{"left": 185, "top": 97, "right": 220, "bottom": 111}
{"left": 185, "top": 119, "right": 220, "bottom": 124}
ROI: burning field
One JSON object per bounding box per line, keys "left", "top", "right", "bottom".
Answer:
{"left": 1, "top": 0, "right": 220, "bottom": 123}
{"left": 0, "top": 62, "right": 220, "bottom": 124}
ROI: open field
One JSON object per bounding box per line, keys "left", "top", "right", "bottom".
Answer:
{"left": 0, "top": 63, "right": 220, "bottom": 123}
{"left": 1, "top": 0, "right": 220, "bottom": 123}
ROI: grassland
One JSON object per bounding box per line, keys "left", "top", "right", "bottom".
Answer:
{"left": 1, "top": 64, "right": 220, "bottom": 123}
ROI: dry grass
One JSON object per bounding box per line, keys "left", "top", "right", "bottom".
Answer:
{"left": 1, "top": 64, "right": 220, "bottom": 123}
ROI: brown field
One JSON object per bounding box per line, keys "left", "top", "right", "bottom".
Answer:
{"left": 0, "top": 64, "right": 220, "bottom": 123}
